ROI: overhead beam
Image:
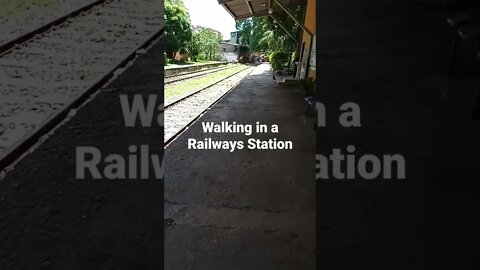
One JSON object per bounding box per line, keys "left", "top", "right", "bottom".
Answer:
{"left": 272, "top": 0, "right": 313, "bottom": 36}
{"left": 236, "top": 10, "right": 270, "bottom": 19}
{"left": 221, "top": 3, "right": 237, "bottom": 19}
{"left": 270, "top": 14, "right": 298, "bottom": 42}
{"left": 245, "top": 0, "right": 254, "bottom": 15}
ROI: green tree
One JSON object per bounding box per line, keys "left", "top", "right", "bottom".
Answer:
{"left": 195, "top": 27, "right": 223, "bottom": 61}
{"left": 235, "top": 17, "right": 271, "bottom": 52}
{"left": 164, "top": 34, "right": 180, "bottom": 59}
{"left": 187, "top": 32, "right": 202, "bottom": 61}
{"left": 164, "top": 0, "right": 192, "bottom": 59}
{"left": 236, "top": 4, "right": 303, "bottom": 55}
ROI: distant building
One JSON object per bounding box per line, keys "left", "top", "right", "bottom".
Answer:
{"left": 230, "top": 31, "right": 241, "bottom": 44}
{"left": 220, "top": 41, "right": 241, "bottom": 62}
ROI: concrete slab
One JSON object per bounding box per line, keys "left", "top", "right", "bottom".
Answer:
{"left": 164, "top": 64, "right": 315, "bottom": 270}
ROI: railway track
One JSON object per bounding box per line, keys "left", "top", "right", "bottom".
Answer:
{"left": 0, "top": 0, "right": 163, "bottom": 169}
{"left": 164, "top": 65, "right": 255, "bottom": 146}
{"left": 165, "top": 64, "right": 238, "bottom": 85}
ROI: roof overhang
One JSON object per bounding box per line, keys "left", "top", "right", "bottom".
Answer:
{"left": 219, "top": 0, "right": 269, "bottom": 19}
{"left": 219, "top": 0, "right": 313, "bottom": 43}
{"left": 219, "top": 0, "right": 304, "bottom": 20}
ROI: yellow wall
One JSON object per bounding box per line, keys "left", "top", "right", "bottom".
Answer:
{"left": 301, "top": 0, "right": 316, "bottom": 79}
{"left": 303, "top": 0, "right": 316, "bottom": 37}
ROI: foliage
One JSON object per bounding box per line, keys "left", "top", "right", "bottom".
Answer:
{"left": 197, "top": 52, "right": 206, "bottom": 61}
{"left": 269, "top": 52, "right": 289, "bottom": 70}
{"left": 184, "top": 26, "right": 223, "bottom": 61}
{"left": 197, "top": 27, "right": 223, "bottom": 61}
{"left": 168, "top": 59, "right": 192, "bottom": 65}
{"left": 235, "top": 17, "right": 267, "bottom": 52}
{"left": 237, "top": 45, "right": 250, "bottom": 63}
{"left": 239, "top": 45, "right": 250, "bottom": 54}
{"left": 164, "top": 0, "right": 192, "bottom": 59}
{"left": 235, "top": 4, "right": 303, "bottom": 55}
{"left": 179, "top": 47, "right": 189, "bottom": 55}
{"left": 187, "top": 32, "right": 202, "bottom": 61}
{"left": 165, "top": 0, "right": 308, "bottom": 63}
{"left": 164, "top": 33, "right": 180, "bottom": 59}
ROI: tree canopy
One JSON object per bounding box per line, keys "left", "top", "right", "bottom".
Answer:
{"left": 187, "top": 27, "right": 223, "bottom": 61}
{"left": 163, "top": 0, "right": 305, "bottom": 64}
{"left": 164, "top": 0, "right": 192, "bottom": 58}
{"left": 235, "top": 4, "right": 304, "bottom": 54}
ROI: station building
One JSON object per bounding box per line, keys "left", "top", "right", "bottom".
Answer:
{"left": 301, "top": 0, "right": 315, "bottom": 79}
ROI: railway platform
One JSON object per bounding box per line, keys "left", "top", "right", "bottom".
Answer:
{"left": 0, "top": 33, "right": 314, "bottom": 268}
{"left": 164, "top": 63, "right": 315, "bottom": 269}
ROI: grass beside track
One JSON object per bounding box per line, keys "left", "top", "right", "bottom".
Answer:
{"left": 165, "top": 65, "right": 249, "bottom": 100}
{"left": 165, "top": 61, "right": 223, "bottom": 69}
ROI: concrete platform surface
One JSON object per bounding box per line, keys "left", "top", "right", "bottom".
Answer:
{"left": 164, "top": 64, "right": 316, "bottom": 270}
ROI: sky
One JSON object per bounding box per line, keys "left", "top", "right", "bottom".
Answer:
{"left": 183, "top": 0, "right": 238, "bottom": 40}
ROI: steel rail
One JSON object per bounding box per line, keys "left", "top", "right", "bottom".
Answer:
{"left": 165, "top": 66, "right": 250, "bottom": 109}
{"left": 165, "top": 65, "right": 239, "bottom": 85}
{"left": 164, "top": 66, "right": 255, "bottom": 147}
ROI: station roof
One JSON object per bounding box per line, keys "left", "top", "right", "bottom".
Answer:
{"left": 218, "top": 0, "right": 304, "bottom": 20}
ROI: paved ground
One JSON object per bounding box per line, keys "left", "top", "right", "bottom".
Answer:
{"left": 0, "top": 36, "right": 164, "bottom": 269}
{"left": 317, "top": 0, "right": 480, "bottom": 268}
{"left": 164, "top": 64, "right": 316, "bottom": 269}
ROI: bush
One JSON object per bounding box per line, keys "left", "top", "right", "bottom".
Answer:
{"left": 198, "top": 53, "right": 206, "bottom": 61}
{"left": 269, "top": 52, "right": 289, "bottom": 70}
{"left": 168, "top": 59, "right": 189, "bottom": 65}
{"left": 239, "top": 45, "right": 250, "bottom": 54}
